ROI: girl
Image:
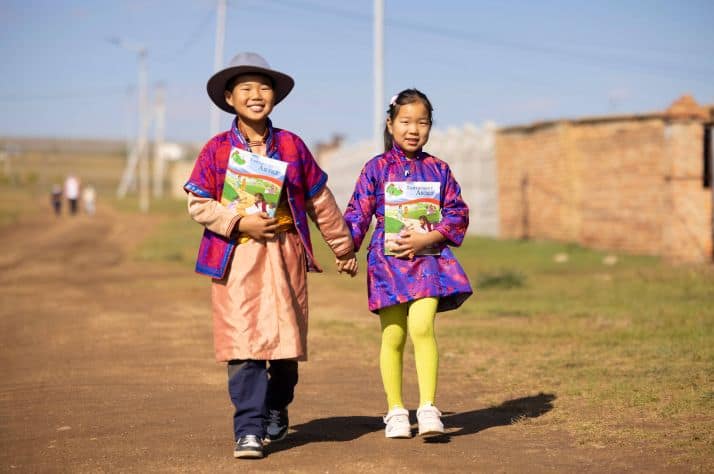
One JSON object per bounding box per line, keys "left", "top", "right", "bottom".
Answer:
{"left": 185, "top": 52, "right": 357, "bottom": 459}
{"left": 343, "top": 89, "right": 472, "bottom": 439}
{"left": 246, "top": 192, "right": 268, "bottom": 215}
{"left": 419, "top": 215, "right": 433, "bottom": 232}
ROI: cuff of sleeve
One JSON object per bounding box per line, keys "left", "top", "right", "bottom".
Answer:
{"left": 226, "top": 215, "right": 242, "bottom": 238}
{"left": 334, "top": 246, "right": 355, "bottom": 258}
{"left": 184, "top": 182, "right": 212, "bottom": 198}
{"left": 434, "top": 227, "right": 458, "bottom": 246}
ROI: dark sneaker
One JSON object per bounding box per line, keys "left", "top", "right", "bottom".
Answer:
{"left": 234, "top": 435, "right": 264, "bottom": 459}
{"left": 263, "top": 408, "right": 289, "bottom": 444}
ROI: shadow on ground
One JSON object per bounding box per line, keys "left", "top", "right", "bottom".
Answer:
{"left": 268, "top": 392, "right": 556, "bottom": 453}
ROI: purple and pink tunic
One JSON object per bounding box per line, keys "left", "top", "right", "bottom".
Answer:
{"left": 344, "top": 145, "right": 473, "bottom": 314}
{"left": 185, "top": 119, "right": 331, "bottom": 278}
{"left": 185, "top": 118, "right": 353, "bottom": 361}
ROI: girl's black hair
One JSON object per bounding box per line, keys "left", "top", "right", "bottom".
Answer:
{"left": 383, "top": 88, "right": 434, "bottom": 152}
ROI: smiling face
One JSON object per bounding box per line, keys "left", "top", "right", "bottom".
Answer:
{"left": 386, "top": 101, "right": 431, "bottom": 158}
{"left": 224, "top": 74, "right": 275, "bottom": 126}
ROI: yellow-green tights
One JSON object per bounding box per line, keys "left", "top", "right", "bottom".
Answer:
{"left": 379, "top": 297, "right": 439, "bottom": 410}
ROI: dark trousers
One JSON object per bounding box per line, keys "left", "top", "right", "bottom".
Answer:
{"left": 227, "top": 359, "right": 298, "bottom": 439}
{"left": 68, "top": 198, "right": 78, "bottom": 215}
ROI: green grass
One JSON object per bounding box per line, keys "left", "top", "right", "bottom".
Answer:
{"left": 476, "top": 268, "right": 527, "bottom": 289}
{"left": 112, "top": 196, "right": 201, "bottom": 268}
{"left": 443, "top": 237, "right": 713, "bottom": 451}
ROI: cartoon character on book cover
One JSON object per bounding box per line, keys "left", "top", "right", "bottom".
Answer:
{"left": 221, "top": 148, "right": 287, "bottom": 218}
{"left": 384, "top": 181, "right": 441, "bottom": 256}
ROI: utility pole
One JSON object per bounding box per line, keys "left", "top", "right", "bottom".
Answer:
{"left": 121, "top": 86, "right": 135, "bottom": 193}
{"left": 111, "top": 38, "right": 150, "bottom": 212}
{"left": 152, "top": 82, "right": 166, "bottom": 198}
{"left": 373, "top": 0, "right": 384, "bottom": 154}
{"left": 210, "top": 0, "right": 227, "bottom": 137}
{"left": 137, "top": 48, "right": 150, "bottom": 212}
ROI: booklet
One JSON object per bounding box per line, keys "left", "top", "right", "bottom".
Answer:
{"left": 384, "top": 181, "right": 442, "bottom": 256}
{"left": 220, "top": 147, "right": 288, "bottom": 218}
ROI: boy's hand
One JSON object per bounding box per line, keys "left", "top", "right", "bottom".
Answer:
{"left": 237, "top": 212, "right": 279, "bottom": 241}
{"left": 336, "top": 251, "right": 358, "bottom": 277}
{"left": 392, "top": 231, "right": 444, "bottom": 260}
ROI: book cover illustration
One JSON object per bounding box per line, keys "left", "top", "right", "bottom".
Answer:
{"left": 220, "top": 147, "right": 288, "bottom": 218}
{"left": 384, "top": 181, "right": 442, "bottom": 256}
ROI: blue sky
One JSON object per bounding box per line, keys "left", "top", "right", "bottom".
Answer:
{"left": 1, "top": 0, "right": 712, "bottom": 147}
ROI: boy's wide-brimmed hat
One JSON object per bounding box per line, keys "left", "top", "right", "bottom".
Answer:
{"left": 207, "top": 52, "right": 295, "bottom": 114}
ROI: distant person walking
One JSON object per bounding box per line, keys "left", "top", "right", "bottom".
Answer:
{"left": 82, "top": 185, "right": 96, "bottom": 216}
{"left": 64, "top": 174, "right": 80, "bottom": 216}
{"left": 50, "top": 184, "right": 62, "bottom": 216}
{"left": 343, "top": 88, "right": 472, "bottom": 439}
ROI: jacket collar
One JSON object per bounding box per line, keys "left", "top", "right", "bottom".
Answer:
{"left": 230, "top": 117, "right": 280, "bottom": 159}
{"left": 385, "top": 143, "right": 428, "bottom": 163}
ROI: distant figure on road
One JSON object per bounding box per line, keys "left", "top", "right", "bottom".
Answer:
{"left": 82, "top": 185, "right": 96, "bottom": 216}
{"left": 50, "top": 184, "right": 62, "bottom": 216}
{"left": 64, "top": 174, "right": 80, "bottom": 216}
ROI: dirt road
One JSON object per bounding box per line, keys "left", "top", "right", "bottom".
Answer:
{"left": 0, "top": 208, "right": 674, "bottom": 472}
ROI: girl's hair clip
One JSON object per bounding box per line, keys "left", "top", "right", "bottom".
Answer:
{"left": 389, "top": 95, "right": 398, "bottom": 106}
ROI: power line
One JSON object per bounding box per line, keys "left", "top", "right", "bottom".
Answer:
{"left": 153, "top": 8, "right": 216, "bottom": 63}
{"left": 264, "top": 0, "right": 713, "bottom": 81}
{"left": 0, "top": 87, "right": 131, "bottom": 102}
{"left": 258, "top": 0, "right": 371, "bottom": 23}
{"left": 386, "top": 18, "right": 714, "bottom": 81}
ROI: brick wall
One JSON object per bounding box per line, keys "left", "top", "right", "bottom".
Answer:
{"left": 663, "top": 122, "right": 712, "bottom": 261}
{"left": 496, "top": 123, "right": 580, "bottom": 242}
{"left": 495, "top": 115, "right": 712, "bottom": 262}
{"left": 575, "top": 119, "right": 667, "bottom": 255}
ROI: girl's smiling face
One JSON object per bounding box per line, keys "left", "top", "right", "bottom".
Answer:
{"left": 225, "top": 74, "right": 275, "bottom": 125}
{"left": 387, "top": 101, "right": 431, "bottom": 158}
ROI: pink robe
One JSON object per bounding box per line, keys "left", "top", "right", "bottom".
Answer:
{"left": 188, "top": 187, "right": 352, "bottom": 361}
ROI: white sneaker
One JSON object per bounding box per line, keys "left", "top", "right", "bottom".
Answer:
{"left": 416, "top": 404, "right": 444, "bottom": 436}
{"left": 383, "top": 407, "right": 412, "bottom": 438}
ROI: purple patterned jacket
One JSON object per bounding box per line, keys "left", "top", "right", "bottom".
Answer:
{"left": 344, "top": 145, "right": 473, "bottom": 313}
{"left": 184, "top": 119, "right": 327, "bottom": 278}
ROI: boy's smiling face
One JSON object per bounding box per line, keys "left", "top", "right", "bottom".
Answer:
{"left": 225, "top": 74, "right": 275, "bottom": 124}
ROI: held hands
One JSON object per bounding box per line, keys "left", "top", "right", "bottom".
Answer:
{"left": 335, "top": 250, "right": 358, "bottom": 277}
{"left": 392, "top": 230, "right": 445, "bottom": 260}
{"left": 237, "top": 212, "right": 279, "bottom": 241}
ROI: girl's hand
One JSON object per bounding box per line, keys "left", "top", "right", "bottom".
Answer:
{"left": 336, "top": 251, "right": 358, "bottom": 277}
{"left": 392, "top": 231, "right": 445, "bottom": 260}
{"left": 237, "top": 212, "right": 279, "bottom": 241}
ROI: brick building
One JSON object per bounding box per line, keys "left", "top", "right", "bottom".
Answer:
{"left": 495, "top": 95, "right": 714, "bottom": 262}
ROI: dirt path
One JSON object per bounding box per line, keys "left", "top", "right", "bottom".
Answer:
{"left": 0, "top": 208, "right": 677, "bottom": 473}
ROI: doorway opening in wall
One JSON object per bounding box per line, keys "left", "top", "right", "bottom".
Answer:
{"left": 704, "top": 124, "right": 712, "bottom": 188}
{"left": 706, "top": 124, "right": 713, "bottom": 262}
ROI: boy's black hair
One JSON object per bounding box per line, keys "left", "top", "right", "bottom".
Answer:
{"left": 383, "top": 88, "right": 434, "bottom": 152}
{"left": 225, "top": 73, "right": 275, "bottom": 93}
